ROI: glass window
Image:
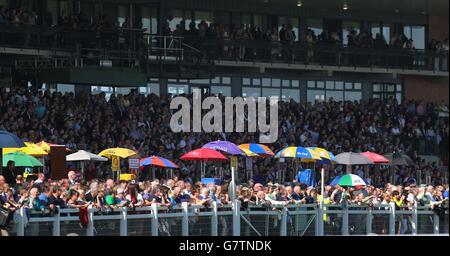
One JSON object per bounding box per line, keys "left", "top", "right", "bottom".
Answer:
{"left": 262, "top": 88, "right": 280, "bottom": 98}
{"left": 57, "top": 84, "right": 74, "bottom": 94}
{"left": 354, "top": 83, "right": 362, "bottom": 90}
{"left": 386, "top": 84, "right": 395, "bottom": 92}
{"left": 253, "top": 78, "right": 261, "bottom": 86}
{"left": 222, "top": 77, "right": 231, "bottom": 84}
{"left": 326, "top": 81, "right": 334, "bottom": 89}
{"left": 345, "top": 82, "right": 353, "bottom": 90}
{"left": 195, "top": 11, "right": 214, "bottom": 27}
{"left": 307, "top": 18, "right": 323, "bottom": 37}
{"left": 117, "top": 5, "right": 129, "bottom": 27}
{"left": 141, "top": 7, "right": 158, "bottom": 35}
{"left": 211, "top": 86, "right": 231, "bottom": 96}
{"left": 242, "top": 14, "right": 251, "bottom": 26}
{"left": 262, "top": 78, "right": 271, "bottom": 87}
{"left": 242, "top": 87, "right": 261, "bottom": 97}
{"left": 404, "top": 25, "right": 425, "bottom": 49}
{"left": 317, "top": 81, "right": 325, "bottom": 88}
{"left": 282, "top": 80, "right": 290, "bottom": 87}
{"left": 292, "top": 80, "right": 300, "bottom": 87}
{"left": 382, "top": 24, "right": 390, "bottom": 40}
{"left": 253, "top": 14, "right": 267, "bottom": 28}
{"left": 371, "top": 23, "right": 381, "bottom": 39}
{"left": 307, "top": 90, "right": 325, "bottom": 102}
{"left": 190, "top": 79, "right": 210, "bottom": 84}
{"left": 282, "top": 88, "right": 300, "bottom": 102}
{"left": 168, "top": 84, "right": 188, "bottom": 95}
{"left": 396, "top": 84, "right": 402, "bottom": 91}
{"left": 148, "top": 83, "right": 160, "bottom": 96}
{"left": 343, "top": 21, "right": 361, "bottom": 46}
{"left": 211, "top": 77, "right": 221, "bottom": 84}
{"left": 242, "top": 78, "right": 251, "bottom": 85}
{"left": 326, "top": 90, "right": 344, "bottom": 102}
{"left": 168, "top": 9, "right": 184, "bottom": 32}
{"left": 335, "top": 81, "right": 344, "bottom": 90}
{"left": 271, "top": 79, "right": 281, "bottom": 87}
{"left": 345, "top": 91, "right": 362, "bottom": 101}
{"left": 373, "top": 84, "right": 381, "bottom": 92}
{"left": 396, "top": 93, "right": 402, "bottom": 103}
{"left": 307, "top": 81, "right": 315, "bottom": 88}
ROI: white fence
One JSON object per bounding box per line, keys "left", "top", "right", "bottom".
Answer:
{"left": 8, "top": 201, "right": 449, "bottom": 236}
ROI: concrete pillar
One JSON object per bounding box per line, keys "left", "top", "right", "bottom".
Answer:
{"left": 159, "top": 78, "right": 168, "bottom": 97}
{"left": 231, "top": 76, "right": 242, "bottom": 97}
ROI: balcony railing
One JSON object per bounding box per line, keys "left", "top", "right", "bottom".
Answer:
{"left": 7, "top": 201, "right": 449, "bottom": 236}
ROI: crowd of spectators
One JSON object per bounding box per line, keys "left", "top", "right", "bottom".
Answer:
{"left": 0, "top": 84, "right": 448, "bottom": 186}
{"left": 1, "top": 167, "right": 448, "bottom": 234}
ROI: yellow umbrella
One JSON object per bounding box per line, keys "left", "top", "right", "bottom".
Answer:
{"left": 3, "top": 142, "right": 48, "bottom": 157}
{"left": 36, "top": 140, "right": 68, "bottom": 153}
{"left": 238, "top": 147, "right": 260, "bottom": 157}
{"left": 98, "top": 148, "right": 138, "bottom": 159}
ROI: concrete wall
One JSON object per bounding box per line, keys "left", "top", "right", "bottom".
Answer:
{"left": 402, "top": 75, "right": 449, "bottom": 103}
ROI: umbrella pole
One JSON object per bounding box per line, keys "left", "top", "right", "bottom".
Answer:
{"left": 321, "top": 167, "right": 325, "bottom": 207}
{"left": 231, "top": 166, "right": 236, "bottom": 201}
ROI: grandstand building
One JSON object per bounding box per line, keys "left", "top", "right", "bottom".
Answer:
{"left": 0, "top": 0, "right": 448, "bottom": 103}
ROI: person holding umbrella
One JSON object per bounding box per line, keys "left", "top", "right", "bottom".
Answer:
{"left": 3, "top": 161, "right": 16, "bottom": 186}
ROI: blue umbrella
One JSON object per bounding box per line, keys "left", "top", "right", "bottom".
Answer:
{"left": 0, "top": 131, "right": 25, "bottom": 148}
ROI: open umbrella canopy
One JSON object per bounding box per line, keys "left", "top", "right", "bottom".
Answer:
{"left": 383, "top": 152, "right": 415, "bottom": 166}
{"left": 275, "top": 146, "right": 322, "bottom": 161}
{"left": 0, "top": 131, "right": 25, "bottom": 148}
{"left": 140, "top": 156, "right": 179, "bottom": 169}
{"left": 304, "top": 147, "right": 336, "bottom": 164}
{"left": 36, "top": 140, "right": 69, "bottom": 152}
{"left": 361, "top": 151, "right": 390, "bottom": 164}
{"left": 335, "top": 152, "right": 374, "bottom": 165}
{"left": 2, "top": 152, "right": 43, "bottom": 167}
{"left": 180, "top": 148, "right": 228, "bottom": 162}
{"left": 338, "top": 174, "right": 367, "bottom": 187}
{"left": 238, "top": 144, "right": 274, "bottom": 157}
{"left": 98, "top": 148, "right": 138, "bottom": 159}
{"left": 3, "top": 142, "right": 48, "bottom": 157}
{"left": 67, "top": 150, "right": 108, "bottom": 162}
{"left": 202, "top": 140, "right": 244, "bottom": 156}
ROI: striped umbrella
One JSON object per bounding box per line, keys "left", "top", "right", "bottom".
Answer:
{"left": 238, "top": 144, "right": 274, "bottom": 157}
{"left": 338, "top": 174, "right": 367, "bottom": 187}
{"left": 140, "top": 156, "right": 179, "bottom": 169}
{"left": 275, "top": 146, "right": 322, "bottom": 161}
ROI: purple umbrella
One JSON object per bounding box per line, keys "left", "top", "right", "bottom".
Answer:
{"left": 202, "top": 140, "right": 244, "bottom": 156}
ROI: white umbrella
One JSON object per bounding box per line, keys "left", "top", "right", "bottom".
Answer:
{"left": 67, "top": 150, "right": 108, "bottom": 176}
{"left": 335, "top": 152, "right": 374, "bottom": 173}
{"left": 66, "top": 150, "right": 108, "bottom": 162}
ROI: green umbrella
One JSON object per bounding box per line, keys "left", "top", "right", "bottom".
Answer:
{"left": 338, "top": 174, "right": 366, "bottom": 187}
{"left": 2, "top": 152, "right": 43, "bottom": 167}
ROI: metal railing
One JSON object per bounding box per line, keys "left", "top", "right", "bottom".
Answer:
{"left": 7, "top": 201, "right": 448, "bottom": 236}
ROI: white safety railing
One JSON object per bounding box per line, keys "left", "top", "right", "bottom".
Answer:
{"left": 9, "top": 201, "right": 448, "bottom": 236}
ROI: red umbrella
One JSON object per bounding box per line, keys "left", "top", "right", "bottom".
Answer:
{"left": 180, "top": 148, "right": 228, "bottom": 162}
{"left": 360, "top": 152, "right": 390, "bottom": 164}
{"left": 180, "top": 148, "right": 228, "bottom": 177}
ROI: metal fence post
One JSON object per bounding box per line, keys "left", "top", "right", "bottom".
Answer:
{"left": 53, "top": 206, "right": 60, "bottom": 236}
{"left": 211, "top": 202, "right": 218, "bottom": 236}
{"left": 316, "top": 204, "right": 324, "bottom": 236}
{"left": 412, "top": 206, "right": 418, "bottom": 235}
{"left": 17, "top": 207, "right": 25, "bottom": 236}
{"left": 182, "top": 202, "right": 189, "bottom": 236}
{"left": 389, "top": 202, "right": 396, "bottom": 235}
{"left": 86, "top": 205, "right": 94, "bottom": 236}
{"left": 86, "top": 206, "right": 94, "bottom": 236}
{"left": 120, "top": 207, "right": 127, "bottom": 236}
{"left": 433, "top": 212, "right": 440, "bottom": 234}
{"left": 151, "top": 203, "right": 158, "bottom": 236}
{"left": 232, "top": 199, "right": 241, "bottom": 236}
{"left": 342, "top": 205, "right": 349, "bottom": 235}
{"left": 280, "top": 207, "right": 287, "bottom": 236}
{"left": 366, "top": 207, "right": 372, "bottom": 235}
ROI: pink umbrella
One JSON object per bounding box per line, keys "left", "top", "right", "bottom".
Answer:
{"left": 360, "top": 151, "right": 390, "bottom": 164}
